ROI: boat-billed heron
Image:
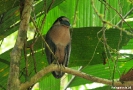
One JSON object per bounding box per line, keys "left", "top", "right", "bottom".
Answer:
{"left": 45, "top": 16, "right": 71, "bottom": 78}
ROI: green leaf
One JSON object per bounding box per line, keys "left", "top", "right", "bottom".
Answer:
{"left": 39, "top": 75, "right": 60, "bottom": 90}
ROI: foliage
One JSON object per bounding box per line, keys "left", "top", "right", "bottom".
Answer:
{"left": 0, "top": 0, "right": 133, "bottom": 90}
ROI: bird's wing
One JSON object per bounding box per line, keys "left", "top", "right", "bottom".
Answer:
{"left": 45, "top": 33, "right": 56, "bottom": 64}
{"left": 64, "top": 42, "right": 71, "bottom": 67}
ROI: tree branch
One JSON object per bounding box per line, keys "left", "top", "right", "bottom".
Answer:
{"left": 20, "top": 64, "right": 133, "bottom": 90}
{"left": 7, "top": 0, "right": 33, "bottom": 90}
{"left": 116, "top": 7, "right": 133, "bottom": 26}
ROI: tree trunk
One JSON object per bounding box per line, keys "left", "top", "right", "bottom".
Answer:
{"left": 7, "top": 0, "right": 33, "bottom": 90}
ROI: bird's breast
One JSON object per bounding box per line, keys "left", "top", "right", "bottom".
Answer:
{"left": 49, "top": 25, "right": 71, "bottom": 46}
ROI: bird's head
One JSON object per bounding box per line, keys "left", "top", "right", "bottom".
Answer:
{"left": 53, "top": 16, "right": 71, "bottom": 27}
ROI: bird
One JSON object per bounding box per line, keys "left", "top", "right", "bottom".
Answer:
{"left": 45, "top": 16, "right": 71, "bottom": 78}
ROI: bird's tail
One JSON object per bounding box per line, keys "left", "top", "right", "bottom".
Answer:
{"left": 52, "top": 71, "right": 65, "bottom": 78}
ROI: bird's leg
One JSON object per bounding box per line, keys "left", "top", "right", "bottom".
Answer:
{"left": 52, "top": 57, "right": 59, "bottom": 64}
{"left": 62, "top": 63, "right": 66, "bottom": 69}
{"left": 52, "top": 57, "right": 61, "bottom": 71}
{"left": 59, "top": 64, "right": 62, "bottom": 74}
{"left": 61, "top": 63, "right": 66, "bottom": 70}
{"left": 56, "top": 60, "right": 62, "bottom": 72}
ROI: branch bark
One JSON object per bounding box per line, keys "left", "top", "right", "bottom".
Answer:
{"left": 20, "top": 64, "right": 133, "bottom": 90}
{"left": 7, "top": 0, "right": 33, "bottom": 90}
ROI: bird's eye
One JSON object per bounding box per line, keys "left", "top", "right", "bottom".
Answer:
{"left": 59, "top": 18, "right": 63, "bottom": 21}
{"left": 60, "top": 20, "right": 70, "bottom": 26}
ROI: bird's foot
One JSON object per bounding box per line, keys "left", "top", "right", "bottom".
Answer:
{"left": 52, "top": 58, "right": 59, "bottom": 64}
{"left": 61, "top": 64, "right": 65, "bottom": 69}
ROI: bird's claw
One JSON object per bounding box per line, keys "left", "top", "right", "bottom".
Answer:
{"left": 61, "top": 64, "right": 65, "bottom": 69}
{"left": 52, "top": 57, "right": 59, "bottom": 64}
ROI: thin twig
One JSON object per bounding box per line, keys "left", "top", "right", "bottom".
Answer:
{"left": 30, "top": 17, "right": 56, "bottom": 59}
{"left": 112, "top": 15, "right": 123, "bottom": 86}
{"left": 72, "top": 0, "right": 79, "bottom": 27}
{"left": 70, "top": 0, "right": 79, "bottom": 37}
{"left": 88, "top": 40, "right": 100, "bottom": 65}
{"left": 23, "top": 40, "right": 29, "bottom": 81}
{"left": 28, "top": 0, "right": 55, "bottom": 56}
{"left": 91, "top": 0, "right": 133, "bottom": 86}
{"left": 29, "top": 0, "right": 56, "bottom": 59}
{"left": 40, "top": 0, "right": 55, "bottom": 32}
{"left": 30, "top": 45, "right": 37, "bottom": 73}
{"left": 99, "top": 0, "right": 133, "bottom": 30}
{"left": 91, "top": 0, "right": 133, "bottom": 37}
{"left": 116, "top": 7, "right": 133, "bottom": 26}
